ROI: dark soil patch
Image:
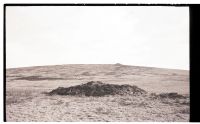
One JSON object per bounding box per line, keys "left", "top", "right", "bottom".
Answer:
{"left": 14, "top": 76, "right": 64, "bottom": 81}
{"left": 48, "top": 81, "right": 147, "bottom": 97}
{"left": 158, "top": 93, "right": 186, "bottom": 99}
{"left": 150, "top": 92, "right": 187, "bottom": 100}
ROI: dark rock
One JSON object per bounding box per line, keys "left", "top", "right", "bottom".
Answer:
{"left": 48, "top": 81, "right": 147, "bottom": 97}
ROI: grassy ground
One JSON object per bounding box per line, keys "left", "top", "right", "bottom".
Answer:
{"left": 6, "top": 64, "right": 189, "bottom": 121}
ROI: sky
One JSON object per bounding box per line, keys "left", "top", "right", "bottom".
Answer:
{"left": 6, "top": 6, "right": 189, "bottom": 70}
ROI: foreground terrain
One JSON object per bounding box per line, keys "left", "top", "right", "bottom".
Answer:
{"left": 6, "top": 64, "right": 189, "bottom": 121}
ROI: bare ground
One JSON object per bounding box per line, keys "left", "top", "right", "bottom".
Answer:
{"left": 6, "top": 64, "right": 189, "bottom": 122}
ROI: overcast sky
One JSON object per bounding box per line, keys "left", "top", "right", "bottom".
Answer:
{"left": 6, "top": 6, "right": 189, "bottom": 70}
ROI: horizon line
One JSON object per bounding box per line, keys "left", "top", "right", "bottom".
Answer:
{"left": 6, "top": 63, "right": 189, "bottom": 71}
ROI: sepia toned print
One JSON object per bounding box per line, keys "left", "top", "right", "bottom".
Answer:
{"left": 6, "top": 5, "right": 189, "bottom": 121}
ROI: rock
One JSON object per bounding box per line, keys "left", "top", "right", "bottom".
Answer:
{"left": 48, "top": 81, "right": 147, "bottom": 97}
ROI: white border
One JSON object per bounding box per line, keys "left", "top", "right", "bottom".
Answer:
{"left": 1, "top": 0, "right": 200, "bottom": 4}
{"left": 1, "top": 0, "right": 199, "bottom": 123}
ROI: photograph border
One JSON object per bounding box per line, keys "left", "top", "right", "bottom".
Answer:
{"left": 3, "top": 3, "right": 195, "bottom": 122}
